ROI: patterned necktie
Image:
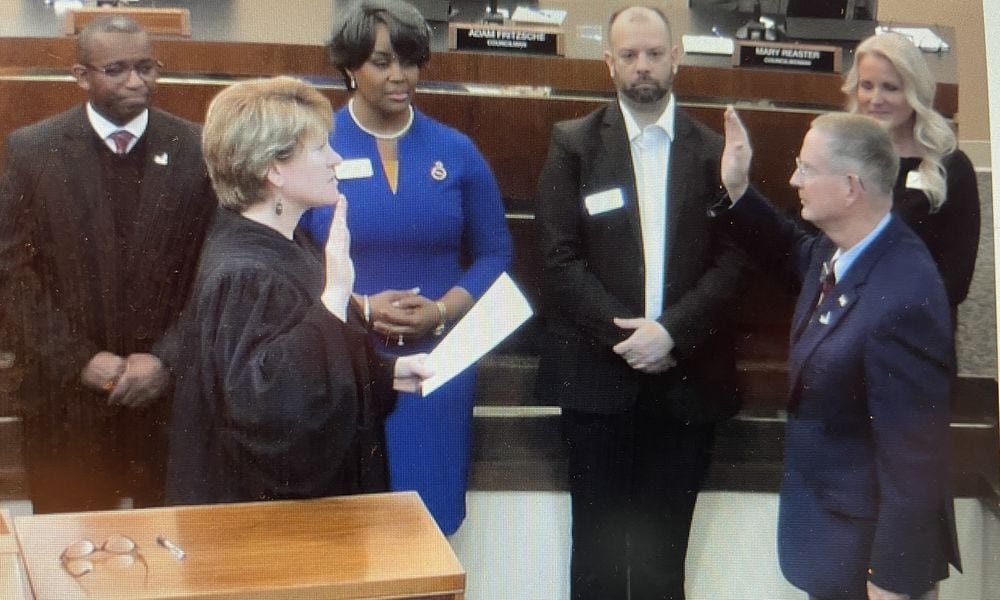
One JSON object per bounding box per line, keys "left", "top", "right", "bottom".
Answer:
{"left": 109, "top": 130, "right": 134, "bottom": 155}
{"left": 817, "top": 259, "right": 837, "bottom": 307}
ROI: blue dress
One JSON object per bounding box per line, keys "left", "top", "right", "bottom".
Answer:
{"left": 301, "top": 107, "right": 512, "bottom": 534}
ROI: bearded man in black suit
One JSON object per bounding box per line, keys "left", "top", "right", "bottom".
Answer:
{"left": 535, "top": 6, "right": 748, "bottom": 599}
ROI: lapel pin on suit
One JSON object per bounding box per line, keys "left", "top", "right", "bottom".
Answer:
{"left": 837, "top": 294, "right": 848, "bottom": 307}
{"left": 154, "top": 152, "right": 169, "bottom": 165}
{"left": 818, "top": 311, "right": 831, "bottom": 325}
{"left": 430, "top": 160, "right": 447, "bottom": 181}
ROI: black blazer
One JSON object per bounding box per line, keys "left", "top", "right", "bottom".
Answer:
{"left": 535, "top": 102, "right": 747, "bottom": 421}
{"left": 0, "top": 105, "right": 216, "bottom": 412}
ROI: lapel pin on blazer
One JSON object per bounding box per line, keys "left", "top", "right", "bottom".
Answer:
{"left": 154, "top": 152, "right": 169, "bottom": 165}
{"left": 818, "top": 311, "right": 831, "bottom": 325}
{"left": 837, "top": 294, "right": 848, "bottom": 307}
{"left": 430, "top": 160, "right": 447, "bottom": 181}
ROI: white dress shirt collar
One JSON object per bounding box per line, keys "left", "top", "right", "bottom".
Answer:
{"left": 830, "top": 212, "right": 893, "bottom": 281}
{"left": 86, "top": 103, "right": 148, "bottom": 154}
{"left": 620, "top": 94, "right": 676, "bottom": 143}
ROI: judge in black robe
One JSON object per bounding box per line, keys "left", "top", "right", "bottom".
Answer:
{"left": 164, "top": 77, "right": 430, "bottom": 505}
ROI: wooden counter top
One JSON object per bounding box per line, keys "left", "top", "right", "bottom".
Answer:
{"left": 14, "top": 492, "right": 465, "bottom": 600}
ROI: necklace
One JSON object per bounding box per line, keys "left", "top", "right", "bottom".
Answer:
{"left": 348, "top": 98, "right": 414, "bottom": 141}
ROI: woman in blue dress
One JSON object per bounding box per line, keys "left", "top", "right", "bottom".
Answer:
{"left": 302, "top": 0, "right": 512, "bottom": 535}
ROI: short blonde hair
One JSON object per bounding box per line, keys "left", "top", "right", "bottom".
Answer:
{"left": 202, "top": 77, "right": 333, "bottom": 211}
{"left": 842, "top": 33, "right": 956, "bottom": 211}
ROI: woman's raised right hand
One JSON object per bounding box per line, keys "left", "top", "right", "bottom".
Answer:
{"left": 321, "top": 195, "right": 355, "bottom": 320}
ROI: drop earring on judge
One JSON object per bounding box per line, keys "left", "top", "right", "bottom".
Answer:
{"left": 274, "top": 196, "right": 283, "bottom": 216}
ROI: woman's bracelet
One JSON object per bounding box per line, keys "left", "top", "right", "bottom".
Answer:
{"left": 433, "top": 301, "right": 447, "bottom": 336}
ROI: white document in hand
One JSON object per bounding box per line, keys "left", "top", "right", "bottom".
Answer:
{"left": 420, "top": 272, "right": 533, "bottom": 396}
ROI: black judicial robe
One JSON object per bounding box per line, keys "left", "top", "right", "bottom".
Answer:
{"left": 164, "top": 207, "right": 394, "bottom": 505}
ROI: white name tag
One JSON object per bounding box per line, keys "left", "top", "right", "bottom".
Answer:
{"left": 584, "top": 188, "right": 625, "bottom": 216}
{"left": 335, "top": 158, "right": 374, "bottom": 180}
{"left": 905, "top": 170, "right": 927, "bottom": 190}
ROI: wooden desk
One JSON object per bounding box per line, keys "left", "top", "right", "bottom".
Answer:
{"left": 0, "top": 510, "right": 33, "bottom": 600}
{"left": 0, "top": 0, "right": 957, "bottom": 108}
{"left": 0, "top": 0, "right": 959, "bottom": 208}
{"left": 14, "top": 492, "right": 465, "bottom": 600}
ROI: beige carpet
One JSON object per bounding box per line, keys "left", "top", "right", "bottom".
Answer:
{"left": 955, "top": 170, "right": 997, "bottom": 378}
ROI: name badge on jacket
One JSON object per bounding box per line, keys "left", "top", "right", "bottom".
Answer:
{"left": 335, "top": 158, "right": 374, "bottom": 180}
{"left": 905, "top": 170, "right": 927, "bottom": 190}
{"left": 584, "top": 188, "right": 625, "bottom": 216}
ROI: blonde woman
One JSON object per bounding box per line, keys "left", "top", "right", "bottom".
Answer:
{"left": 164, "top": 77, "right": 429, "bottom": 505}
{"left": 843, "top": 33, "right": 980, "bottom": 312}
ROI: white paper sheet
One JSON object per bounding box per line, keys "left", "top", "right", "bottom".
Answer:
{"left": 510, "top": 7, "right": 567, "bottom": 26}
{"left": 682, "top": 34, "right": 735, "bottom": 56}
{"left": 876, "top": 26, "right": 950, "bottom": 52}
{"left": 420, "top": 272, "right": 533, "bottom": 396}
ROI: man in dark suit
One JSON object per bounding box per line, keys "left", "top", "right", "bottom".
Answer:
{"left": 535, "top": 6, "right": 747, "bottom": 599}
{"left": 0, "top": 16, "right": 215, "bottom": 513}
{"left": 717, "top": 108, "right": 960, "bottom": 599}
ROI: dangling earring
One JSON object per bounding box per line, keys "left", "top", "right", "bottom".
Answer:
{"left": 346, "top": 71, "right": 356, "bottom": 90}
{"left": 274, "top": 195, "right": 283, "bottom": 216}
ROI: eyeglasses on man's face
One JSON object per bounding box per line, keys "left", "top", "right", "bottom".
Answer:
{"left": 84, "top": 59, "right": 163, "bottom": 82}
{"left": 794, "top": 157, "right": 865, "bottom": 189}
{"left": 794, "top": 156, "right": 823, "bottom": 179}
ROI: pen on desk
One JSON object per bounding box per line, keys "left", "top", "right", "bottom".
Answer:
{"left": 156, "top": 534, "right": 187, "bottom": 560}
